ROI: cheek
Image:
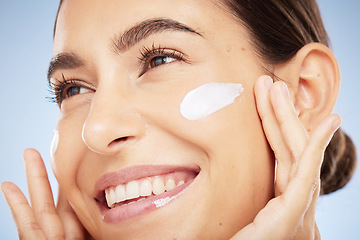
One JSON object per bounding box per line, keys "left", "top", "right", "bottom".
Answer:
{"left": 52, "top": 107, "right": 89, "bottom": 194}
{"left": 52, "top": 110, "right": 102, "bottom": 232}
{"left": 187, "top": 80, "right": 274, "bottom": 220}
{"left": 207, "top": 104, "right": 274, "bottom": 230}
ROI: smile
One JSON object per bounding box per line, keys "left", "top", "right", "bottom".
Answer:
{"left": 94, "top": 165, "right": 200, "bottom": 223}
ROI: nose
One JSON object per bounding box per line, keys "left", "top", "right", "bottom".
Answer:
{"left": 82, "top": 88, "right": 146, "bottom": 155}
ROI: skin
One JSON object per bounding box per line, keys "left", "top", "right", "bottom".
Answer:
{"left": 1, "top": 0, "right": 341, "bottom": 239}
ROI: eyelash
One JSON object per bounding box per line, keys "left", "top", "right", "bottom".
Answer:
{"left": 48, "top": 45, "right": 187, "bottom": 104}
{"left": 47, "top": 74, "right": 86, "bottom": 104}
{"left": 138, "top": 44, "right": 187, "bottom": 76}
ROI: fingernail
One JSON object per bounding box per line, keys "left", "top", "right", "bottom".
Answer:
{"left": 281, "top": 82, "right": 290, "bottom": 98}
{"left": 0, "top": 182, "right": 7, "bottom": 196}
{"left": 332, "top": 116, "right": 342, "bottom": 132}
{"left": 264, "top": 76, "right": 273, "bottom": 90}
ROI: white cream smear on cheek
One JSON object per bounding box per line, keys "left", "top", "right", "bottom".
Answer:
{"left": 180, "top": 83, "right": 244, "bottom": 120}
{"left": 50, "top": 129, "right": 59, "bottom": 159}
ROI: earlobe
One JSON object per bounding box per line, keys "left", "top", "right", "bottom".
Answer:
{"left": 273, "top": 43, "right": 340, "bottom": 132}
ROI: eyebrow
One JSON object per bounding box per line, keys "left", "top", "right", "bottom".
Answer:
{"left": 47, "top": 52, "right": 84, "bottom": 81}
{"left": 112, "top": 18, "right": 203, "bottom": 53}
{"left": 48, "top": 18, "right": 202, "bottom": 81}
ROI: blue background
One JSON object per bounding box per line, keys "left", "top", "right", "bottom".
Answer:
{"left": 0, "top": 1, "right": 359, "bottom": 239}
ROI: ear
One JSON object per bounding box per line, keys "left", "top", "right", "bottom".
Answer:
{"left": 272, "top": 43, "right": 340, "bottom": 132}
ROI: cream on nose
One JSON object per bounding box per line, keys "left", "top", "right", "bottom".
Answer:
{"left": 81, "top": 114, "right": 144, "bottom": 155}
{"left": 82, "top": 123, "right": 108, "bottom": 155}
{"left": 80, "top": 89, "right": 146, "bottom": 155}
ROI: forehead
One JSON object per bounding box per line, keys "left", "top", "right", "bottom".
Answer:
{"left": 54, "top": 1, "right": 200, "bottom": 39}
{"left": 53, "top": 0, "right": 246, "bottom": 52}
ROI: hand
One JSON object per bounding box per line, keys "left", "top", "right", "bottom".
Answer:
{"left": 230, "top": 75, "right": 341, "bottom": 240}
{"left": 1, "top": 148, "right": 91, "bottom": 240}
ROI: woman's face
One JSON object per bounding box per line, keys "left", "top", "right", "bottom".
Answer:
{"left": 51, "top": 0, "right": 274, "bottom": 239}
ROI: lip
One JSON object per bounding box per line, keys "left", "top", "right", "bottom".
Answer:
{"left": 94, "top": 165, "right": 200, "bottom": 223}
{"left": 99, "top": 178, "right": 195, "bottom": 223}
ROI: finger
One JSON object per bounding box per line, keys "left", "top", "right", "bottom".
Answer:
{"left": 268, "top": 80, "right": 312, "bottom": 195}
{"left": 293, "top": 178, "right": 320, "bottom": 240}
{"left": 255, "top": 75, "right": 292, "bottom": 163}
{"left": 57, "top": 188, "right": 87, "bottom": 240}
{"left": 230, "top": 195, "right": 296, "bottom": 240}
{"left": 290, "top": 177, "right": 320, "bottom": 240}
{"left": 24, "top": 148, "right": 65, "bottom": 239}
{"left": 1, "top": 182, "right": 46, "bottom": 240}
{"left": 254, "top": 75, "right": 293, "bottom": 193}
{"left": 314, "top": 222, "right": 321, "bottom": 240}
{"left": 230, "top": 114, "right": 341, "bottom": 240}
{"left": 272, "top": 114, "right": 341, "bottom": 238}
{"left": 269, "top": 81, "right": 309, "bottom": 164}
{"left": 281, "top": 114, "right": 341, "bottom": 222}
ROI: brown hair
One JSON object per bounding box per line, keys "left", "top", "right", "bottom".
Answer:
{"left": 54, "top": 0, "right": 357, "bottom": 195}
{"left": 219, "top": 0, "right": 357, "bottom": 195}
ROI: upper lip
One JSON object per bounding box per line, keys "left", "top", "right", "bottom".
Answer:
{"left": 94, "top": 164, "right": 200, "bottom": 201}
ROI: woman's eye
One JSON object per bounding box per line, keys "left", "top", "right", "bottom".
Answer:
{"left": 64, "top": 86, "right": 92, "bottom": 99}
{"left": 138, "top": 46, "right": 187, "bottom": 76}
{"left": 149, "top": 56, "right": 177, "bottom": 69}
{"left": 48, "top": 75, "right": 96, "bottom": 105}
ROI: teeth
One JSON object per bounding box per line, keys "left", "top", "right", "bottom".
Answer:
{"left": 140, "top": 179, "right": 152, "bottom": 197}
{"left": 105, "top": 190, "right": 110, "bottom": 207}
{"left": 126, "top": 181, "right": 140, "bottom": 200}
{"left": 105, "top": 188, "right": 115, "bottom": 208}
{"left": 115, "top": 184, "right": 126, "bottom": 203}
{"left": 177, "top": 180, "right": 185, "bottom": 186}
{"left": 105, "top": 176, "right": 187, "bottom": 208}
{"left": 165, "top": 179, "right": 176, "bottom": 191}
{"left": 137, "top": 197, "right": 146, "bottom": 202}
{"left": 152, "top": 177, "right": 165, "bottom": 195}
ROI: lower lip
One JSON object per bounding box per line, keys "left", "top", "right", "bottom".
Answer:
{"left": 99, "top": 178, "right": 194, "bottom": 223}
